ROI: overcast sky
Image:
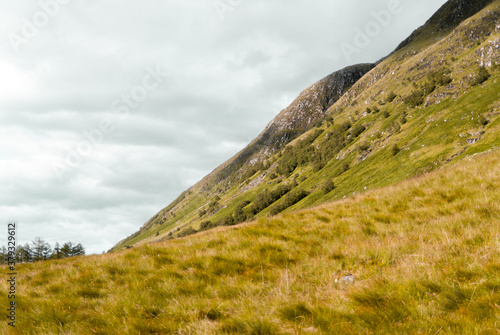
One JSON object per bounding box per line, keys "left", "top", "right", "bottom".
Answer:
{"left": 0, "top": 0, "right": 447, "bottom": 254}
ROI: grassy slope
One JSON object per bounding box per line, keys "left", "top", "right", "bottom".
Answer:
{"left": 113, "top": 1, "right": 500, "bottom": 250}
{"left": 2, "top": 149, "right": 500, "bottom": 334}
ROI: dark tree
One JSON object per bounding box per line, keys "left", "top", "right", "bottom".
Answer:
{"left": 1, "top": 239, "right": 85, "bottom": 263}
{"left": 61, "top": 242, "right": 73, "bottom": 258}
{"left": 32, "top": 237, "right": 52, "bottom": 261}
{"left": 51, "top": 242, "right": 62, "bottom": 259}
{"left": 19, "top": 243, "right": 33, "bottom": 263}
{"left": 0, "top": 246, "right": 6, "bottom": 264}
{"left": 72, "top": 243, "right": 85, "bottom": 256}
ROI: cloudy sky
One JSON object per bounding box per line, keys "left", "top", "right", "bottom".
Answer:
{"left": 0, "top": 0, "right": 447, "bottom": 254}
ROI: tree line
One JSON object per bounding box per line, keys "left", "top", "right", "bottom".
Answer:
{"left": 0, "top": 237, "right": 85, "bottom": 264}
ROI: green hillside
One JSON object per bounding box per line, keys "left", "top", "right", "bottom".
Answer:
{"left": 113, "top": 0, "right": 500, "bottom": 251}
{"left": 2, "top": 148, "right": 500, "bottom": 334}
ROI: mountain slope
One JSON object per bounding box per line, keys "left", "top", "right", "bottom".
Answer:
{"left": 113, "top": 0, "right": 500, "bottom": 251}
{"left": 4, "top": 149, "right": 500, "bottom": 334}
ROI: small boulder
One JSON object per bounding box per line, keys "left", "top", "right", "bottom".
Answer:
{"left": 335, "top": 274, "right": 355, "bottom": 284}
{"left": 303, "top": 327, "right": 318, "bottom": 333}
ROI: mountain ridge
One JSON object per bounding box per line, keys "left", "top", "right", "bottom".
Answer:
{"left": 393, "top": 0, "right": 496, "bottom": 53}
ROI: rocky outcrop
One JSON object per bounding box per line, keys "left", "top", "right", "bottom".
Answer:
{"left": 258, "top": 63, "right": 375, "bottom": 148}
{"left": 214, "top": 63, "right": 374, "bottom": 183}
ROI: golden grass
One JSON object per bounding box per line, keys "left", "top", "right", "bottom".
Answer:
{"left": 2, "top": 150, "right": 500, "bottom": 334}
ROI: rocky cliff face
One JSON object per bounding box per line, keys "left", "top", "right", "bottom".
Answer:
{"left": 258, "top": 64, "right": 375, "bottom": 148}
{"left": 214, "top": 63, "right": 374, "bottom": 183}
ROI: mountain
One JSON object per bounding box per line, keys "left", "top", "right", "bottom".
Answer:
{"left": 3, "top": 1, "right": 500, "bottom": 334}
{"left": 112, "top": 0, "right": 500, "bottom": 251}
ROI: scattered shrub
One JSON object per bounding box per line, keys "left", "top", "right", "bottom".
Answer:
{"left": 339, "top": 121, "right": 352, "bottom": 132}
{"left": 404, "top": 89, "right": 425, "bottom": 107}
{"left": 423, "top": 80, "right": 436, "bottom": 95}
{"left": 400, "top": 112, "right": 407, "bottom": 125}
{"left": 351, "top": 124, "right": 366, "bottom": 138}
{"left": 207, "top": 198, "right": 220, "bottom": 213}
{"left": 199, "top": 221, "right": 212, "bottom": 231}
{"left": 392, "top": 144, "right": 401, "bottom": 156}
{"left": 386, "top": 91, "right": 397, "bottom": 103}
{"left": 403, "top": 68, "right": 452, "bottom": 107}
{"left": 178, "top": 227, "right": 198, "bottom": 238}
{"left": 247, "top": 183, "right": 295, "bottom": 217}
{"left": 472, "top": 67, "right": 490, "bottom": 85}
{"left": 276, "top": 123, "right": 350, "bottom": 176}
{"left": 326, "top": 116, "right": 334, "bottom": 126}
{"left": 477, "top": 115, "right": 489, "bottom": 126}
{"left": 269, "top": 189, "right": 309, "bottom": 216}
{"left": 429, "top": 68, "right": 452, "bottom": 86}
{"left": 358, "top": 141, "right": 370, "bottom": 152}
{"left": 321, "top": 180, "right": 335, "bottom": 194}
{"left": 233, "top": 200, "right": 251, "bottom": 223}
{"left": 275, "top": 130, "right": 323, "bottom": 176}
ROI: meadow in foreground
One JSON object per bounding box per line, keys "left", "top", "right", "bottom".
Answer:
{"left": 2, "top": 150, "right": 500, "bottom": 334}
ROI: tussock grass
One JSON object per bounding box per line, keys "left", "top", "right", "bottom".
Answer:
{"left": 1, "top": 150, "right": 500, "bottom": 334}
